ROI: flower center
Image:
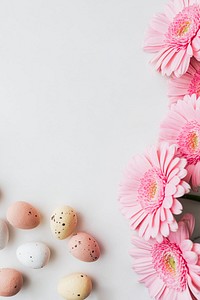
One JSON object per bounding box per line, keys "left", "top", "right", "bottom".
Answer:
{"left": 177, "top": 121, "right": 200, "bottom": 165}
{"left": 165, "top": 5, "right": 200, "bottom": 49}
{"left": 188, "top": 70, "right": 200, "bottom": 97}
{"left": 137, "top": 168, "right": 166, "bottom": 213}
{"left": 151, "top": 239, "right": 188, "bottom": 291}
{"left": 177, "top": 21, "right": 191, "bottom": 37}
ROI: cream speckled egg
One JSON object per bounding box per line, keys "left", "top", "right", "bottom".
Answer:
{"left": 50, "top": 206, "right": 77, "bottom": 240}
{"left": 0, "top": 220, "right": 9, "bottom": 250}
{"left": 57, "top": 273, "right": 92, "bottom": 300}
{"left": 68, "top": 232, "right": 100, "bottom": 262}
{"left": 16, "top": 242, "right": 50, "bottom": 269}
{"left": 7, "top": 201, "right": 40, "bottom": 229}
{"left": 0, "top": 268, "right": 23, "bottom": 297}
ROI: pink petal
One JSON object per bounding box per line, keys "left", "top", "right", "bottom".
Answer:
{"left": 130, "top": 211, "right": 148, "bottom": 230}
{"left": 138, "top": 214, "right": 151, "bottom": 238}
{"left": 149, "top": 278, "right": 166, "bottom": 299}
{"left": 160, "top": 221, "right": 170, "bottom": 237}
{"left": 173, "top": 185, "right": 185, "bottom": 197}
{"left": 165, "top": 183, "right": 177, "bottom": 196}
{"left": 192, "top": 243, "right": 200, "bottom": 255}
{"left": 161, "top": 206, "right": 166, "bottom": 221}
{"left": 168, "top": 175, "right": 180, "bottom": 186}
{"left": 151, "top": 209, "right": 161, "bottom": 238}
{"left": 184, "top": 250, "right": 198, "bottom": 264}
{"left": 171, "top": 199, "right": 183, "bottom": 214}
{"left": 169, "top": 219, "right": 178, "bottom": 232}
{"left": 180, "top": 213, "right": 195, "bottom": 237}
{"left": 181, "top": 239, "right": 193, "bottom": 251}
{"left": 163, "top": 195, "right": 173, "bottom": 208}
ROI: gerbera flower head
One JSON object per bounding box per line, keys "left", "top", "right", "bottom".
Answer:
{"left": 119, "top": 142, "right": 190, "bottom": 242}
{"left": 168, "top": 58, "right": 200, "bottom": 105}
{"left": 131, "top": 214, "right": 200, "bottom": 300}
{"left": 144, "top": 0, "right": 200, "bottom": 77}
{"left": 159, "top": 94, "right": 200, "bottom": 190}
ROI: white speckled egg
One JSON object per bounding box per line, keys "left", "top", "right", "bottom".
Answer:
{"left": 50, "top": 205, "right": 77, "bottom": 240}
{"left": 57, "top": 273, "right": 92, "bottom": 300}
{"left": 0, "top": 220, "right": 9, "bottom": 250}
{"left": 0, "top": 268, "right": 23, "bottom": 296}
{"left": 7, "top": 201, "right": 40, "bottom": 229}
{"left": 68, "top": 232, "right": 100, "bottom": 262}
{"left": 16, "top": 242, "right": 50, "bottom": 269}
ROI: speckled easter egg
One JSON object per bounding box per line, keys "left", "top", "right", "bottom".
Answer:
{"left": 68, "top": 232, "right": 100, "bottom": 262}
{"left": 7, "top": 201, "right": 40, "bottom": 229}
{"left": 0, "top": 268, "right": 23, "bottom": 297}
{"left": 50, "top": 205, "right": 77, "bottom": 240}
{"left": 0, "top": 220, "right": 9, "bottom": 250}
{"left": 57, "top": 273, "right": 92, "bottom": 300}
{"left": 16, "top": 242, "right": 50, "bottom": 269}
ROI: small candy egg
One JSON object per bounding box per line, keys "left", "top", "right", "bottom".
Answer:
{"left": 57, "top": 273, "right": 92, "bottom": 300}
{"left": 16, "top": 242, "right": 50, "bottom": 269}
{"left": 7, "top": 201, "right": 40, "bottom": 229}
{"left": 68, "top": 232, "right": 100, "bottom": 262}
{"left": 50, "top": 205, "right": 77, "bottom": 240}
{"left": 0, "top": 220, "right": 9, "bottom": 250}
{"left": 0, "top": 268, "right": 23, "bottom": 297}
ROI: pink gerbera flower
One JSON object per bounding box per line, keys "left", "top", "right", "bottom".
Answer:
{"left": 119, "top": 142, "right": 190, "bottom": 242}
{"left": 168, "top": 58, "right": 200, "bottom": 105}
{"left": 159, "top": 94, "right": 200, "bottom": 190}
{"left": 144, "top": 0, "right": 200, "bottom": 77}
{"left": 131, "top": 214, "right": 200, "bottom": 300}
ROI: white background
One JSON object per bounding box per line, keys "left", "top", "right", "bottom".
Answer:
{"left": 0, "top": 0, "right": 176, "bottom": 299}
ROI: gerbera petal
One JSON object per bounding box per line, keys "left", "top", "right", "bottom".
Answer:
{"left": 171, "top": 199, "right": 183, "bottom": 214}
{"left": 187, "top": 275, "right": 200, "bottom": 298}
{"left": 174, "top": 185, "right": 186, "bottom": 197}
{"left": 131, "top": 215, "right": 200, "bottom": 300}
{"left": 165, "top": 49, "right": 187, "bottom": 77}
{"left": 164, "top": 1, "right": 177, "bottom": 21}
{"left": 161, "top": 206, "right": 166, "bottom": 221}
{"left": 191, "top": 162, "right": 200, "bottom": 189}
{"left": 151, "top": 209, "right": 161, "bottom": 238}
{"left": 165, "top": 183, "right": 177, "bottom": 196}
{"left": 184, "top": 251, "right": 198, "bottom": 265}
{"left": 130, "top": 210, "right": 148, "bottom": 230}
{"left": 159, "top": 95, "right": 200, "bottom": 191}
{"left": 138, "top": 214, "right": 151, "bottom": 238}
{"left": 192, "top": 243, "right": 200, "bottom": 255}
{"left": 144, "top": 1, "right": 200, "bottom": 76}
{"left": 169, "top": 219, "right": 178, "bottom": 232}
{"left": 169, "top": 175, "right": 181, "bottom": 185}
{"left": 180, "top": 213, "right": 195, "bottom": 237}
{"left": 160, "top": 221, "right": 170, "bottom": 237}
{"left": 149, "top": 278, "right": 167, "bottom": 299}
{"left": 165, "top": 208, "right": 174, "bottom": 222}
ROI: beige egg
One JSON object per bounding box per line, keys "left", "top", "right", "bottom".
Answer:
{"left": 50, "top": 206, "right": 77, "bottom": 240}
{"left": 68, "top": 232, "right": 100, "bottom": 262}
{"left": 57, "top": 273, "right": 92, "bottom": 300}
{"left": 0, "top": 220, "right": 9, "bottom": 250}
{"left": 0, "top": 268, "right": 23, "bottom": 297}
{"left": 7, "top": 201, "right": 40, "bottom": 229}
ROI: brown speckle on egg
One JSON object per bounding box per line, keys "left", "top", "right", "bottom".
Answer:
{"left": 68, "top": 232, "right": 100, "bottom": 262}
{"left": 7, "top": 201, "right": 41, "bottom": 229}
{"left": 57, "top": 272, "right": 92, "bottom": 300}
{"left": 50, "top": 206, "right": 77, "bottom": 240}
{"left": 0, "top": 268, "right": 23, "bottom": 296}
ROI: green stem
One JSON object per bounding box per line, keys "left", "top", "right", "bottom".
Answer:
{"left": 181, "top": 194, "right": 200, "bottom": 202}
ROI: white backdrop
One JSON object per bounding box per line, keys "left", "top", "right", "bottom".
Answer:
{"left": 0, "top": 1, "right": 173, "bottom": 299}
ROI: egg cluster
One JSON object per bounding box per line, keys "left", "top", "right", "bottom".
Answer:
{"left": 0, "top": 201, "right": 101, "bottom": 299}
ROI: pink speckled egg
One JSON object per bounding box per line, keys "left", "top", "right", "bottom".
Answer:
{"left": 0, "top": 268, "right": 23, "bottom": 297}
{"left": 7, "top": 201, "right": 40, "bottom": 229}
{"left": 68, "top": 232, "right": 100, "bottom": 262}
